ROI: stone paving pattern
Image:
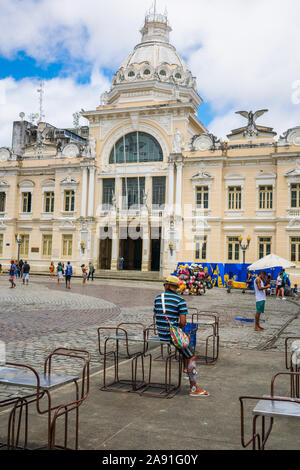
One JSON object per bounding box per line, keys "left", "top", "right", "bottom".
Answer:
{"left": 0, "top": 275, "right": 299, "bottom": 400}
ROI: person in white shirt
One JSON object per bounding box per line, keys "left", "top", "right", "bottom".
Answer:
{"left": 254, "top": 271, "right": 270, "bottom": 332}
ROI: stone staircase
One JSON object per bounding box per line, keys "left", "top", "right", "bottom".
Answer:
{"left": 95, "top": 270, "right": 162, "bottom": 282}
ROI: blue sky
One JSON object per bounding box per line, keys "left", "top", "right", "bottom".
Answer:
{"left": 0, "top": 0, "right": 299, "bottom": 146}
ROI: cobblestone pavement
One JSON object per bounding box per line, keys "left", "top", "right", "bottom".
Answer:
{"left": 0, "top": 275, "right": 299, "bottom": 399}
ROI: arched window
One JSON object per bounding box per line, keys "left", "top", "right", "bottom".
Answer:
{"left": 109, "top": 132, "right": 163, "bottom": 164}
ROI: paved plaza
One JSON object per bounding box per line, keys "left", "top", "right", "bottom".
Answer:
{"left": 0, "top": 274, "right": 300, "bottom": 450}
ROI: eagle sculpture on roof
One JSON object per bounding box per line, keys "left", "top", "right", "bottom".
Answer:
{"left": 235, "top": 109, "right": 269, "bottom": 137}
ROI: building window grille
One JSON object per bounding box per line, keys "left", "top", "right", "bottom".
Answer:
{"left": 228, "top": 186, "right": 241, "bottom": 210}
{"left": 44, "top": 192, "right": 55, "bottom": 213}
{"left": 122, "top": 177, "right": 145, "bottom": 209}
{"left": 195, "top": 236, "right": 207, "bottom": 260}
{"left": 259, "top": 185, "right": 273, "bottom": 209}
{"left": 64, "top": 190, "right": 75, "bottom": 212}
{"left": 227, "top": 236, "right": 240, "bottom": 261}
{"left": 291, "top": 183, "right": 300, "bottom": 208}
{"left": 20, "top": 235, "right": 29, "bottom": 257}
{"left": 42, "top": 235, "right": 52, "bottom": 257}
{"left": 102, "top": 179, "right": 115, "bottom": 209}
{"left": 258, "top": 237, "right": 272, "bottom": 259}
{"left": 22, "top": 192, "right": 32, "bottom": 213}
{"left": 0, "top": 192, "right": 6, "bottom": 212}
{"left": 196, "top": 186, "right": 209, "bottom": 209}
{"left": 109, "top": 132, "right": 163, "bottom": 164}
{"left": 62, "top": 235, "right": 73, "bottom": 257}
{"left": 290, "top": 237, "right": 300, "bottom": 262}
{"left": 152, "top": 176, "right": 166, "bottom": 206}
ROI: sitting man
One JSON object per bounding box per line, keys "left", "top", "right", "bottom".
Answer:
{"left": 153, "top": 275, "right": 210, "bottom": 397}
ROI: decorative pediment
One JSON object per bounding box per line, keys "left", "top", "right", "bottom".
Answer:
{"left": 0, "top": 180, "right": 9, "bottom": 188}
{"left": 286, "top": 217, "right": 300, "bottom": 231}
{"left": 191, "top": 133, "right": 220, "bottom": 152}
{"left": 18, "top": 180, "right": 35, "bottom": 188}
{"left": 279, "top": 127, "right": 300, "bottom": 146}
{"left": 284, "top": 160, "right": 300, "bottom": 182}
{"left": 224, "top": 172, "right": 245, "bottom": 188}
{"left": 59, "top": 176, "right": 79, "bottom": 185}
{"left": 191, "top": 163, "right": 213, "bottom": 188}
{"left": 256, "top": 170, "right": 277, "bottom": 188}
{"left": 0, "top": 148, "right": 11, "bottom": 162}
{"left": 62, "top": 143, "right": 80, "bottom": 158}
{"left": 41, "top": 179, "right": 55, "bottom": 187}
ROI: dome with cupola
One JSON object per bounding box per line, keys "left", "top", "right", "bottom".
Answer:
{"left": 111, "top": 7, "right": 197, "bottom": 91}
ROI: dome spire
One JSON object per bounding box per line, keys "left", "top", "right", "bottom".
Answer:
{"left": 145, "top": 0, "right": 168, "bottom": 25}
{"left": 141, "top": 1, "right": 171, "bottom": 44}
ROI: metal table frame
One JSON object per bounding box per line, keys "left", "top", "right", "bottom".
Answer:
{"left": 239, "top": 371, "right": 300, "bottom": 450}
{"left": 285, "top": 336, "right": 300, "bottom": 398}
{"left": 188, "top": 308, "right": 220, "bottom": 364}
{"left": 98, "top": 323, "right": 182, "bottom": 398}
{"left": 0, "top": 347, "right": 90, "bottom": 450}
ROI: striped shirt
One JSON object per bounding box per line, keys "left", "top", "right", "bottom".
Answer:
{"left": 153, "top": 289, "right": 188, "bottom": 342}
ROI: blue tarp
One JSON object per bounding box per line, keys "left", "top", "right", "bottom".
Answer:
{"left": 175, "top": 262, "right": 282, "bottom": 288}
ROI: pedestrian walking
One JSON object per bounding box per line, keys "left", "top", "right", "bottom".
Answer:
{"left": 118, "top": 256, "right": 124, "bottom": 270}
{"left": 81, "top": 264, "right": 87, "bottom": 285}
{"left": 65, "top": 261, "right": 73, "bottom": 289}
{"left": 276, "top": 272, "right": 285, "bottom": 300}
{"left": 254, "top": 271, "right": 270, "bottom": 331}
{"left": 153, "top": 275, "right": 210, "bottom": 397}
{"left": 87, "top": 262, "right": 95, "bottom": 281}
{"left": 9, "top": 260, "right": 17, "bottom": 288}
{"left": 22, "top": 260, "right": 30, "bottom": 285}
{"left": 57, "top": 262, "right": 63, "bottom": 284}
{"left": 49, "top": 261, "right": 55, "bottom": 280}
{"left": 18, "top": 259, "right": 24, "bottom": 278}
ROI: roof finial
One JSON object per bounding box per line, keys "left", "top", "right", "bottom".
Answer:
{"left": 146, "top": 0, "right": 168, "bottom": 24}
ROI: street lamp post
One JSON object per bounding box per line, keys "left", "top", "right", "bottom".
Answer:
{"left": 15, "top": 232, "right": 25, "bottom": 265}
{"left": 238, "top": 235, "right": 251, "bottom": 265}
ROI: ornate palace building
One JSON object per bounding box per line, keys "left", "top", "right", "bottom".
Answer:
{"left": 0, "top": 8, "right": 300, "bottom": 279}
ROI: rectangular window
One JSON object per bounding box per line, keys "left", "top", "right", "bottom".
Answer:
{"left": 195, "top": 236, "right": 207, "bottom": 260}
{"left": 152, "top": 176, "right": 166, "bottom": 206}
{"left": 44, "top": 192, "right": 55, "bottom": 213}
{"left": 290, "top": 237, "right": 300, "bottom": 262}
{"left": 20, "top": 235, "right": 29, "bottom": 257}
{"left": 64, "top": 190, "right": 75, "bottom": 212}
{"left": 62, "top": 235, "right": 72, "bottom": 257}
{"left": 22, "top": 192, "right": 32, "bottom": 213}
{"left": 0, "top": 234, "right": 3, "bottom": 255}
{"left": 0, "top": 192, "right": 6, "bottom": 212}
{"left": 227, "top": 237, "right": 240, "bottom": 261}
{"left": 259, "top": 185, "right": 273, "bottom": 209}
{"left": 196, "top": 186, "right": 209, "bottom": 209}
{"left": 42, "top": 235, "right": 52, "bottom": 257}
{"left": 122, "top": 177, "right": 145, "bottom": 209}
{"left": 228, "top": 186, "right": 241, "bottom": 210}
{"left": 291, "top": 184, "right": 300, "bottom": 208}
{"left": 258, "top": 237, "right": 272, "bottom": 259}
{"left": 102, "top": 179, "right": 115, "bottom": 208}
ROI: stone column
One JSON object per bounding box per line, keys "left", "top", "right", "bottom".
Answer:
{"left": 168, "top": 163, "right": 175, "bottom": 214}
{"left": 142, "top": 222, "right": 150, "bottom": 272}
{"left": 81, "top": 166, "right": 88, "bottom": 218}
{"left": 111, "top": 224, "right": 119, "bottom": 271}
{"left": 175, "top": 162, "right": 183, "bottom": 218}
{"left": 88, "top": 167, "right": 95, "bottom": 217}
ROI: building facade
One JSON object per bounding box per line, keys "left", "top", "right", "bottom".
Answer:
{"left": 0, "top": 9, "right": 300, "bottom": 279}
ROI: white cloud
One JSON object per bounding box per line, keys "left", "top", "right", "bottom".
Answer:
{"left": 0, "top": 73, "right": 109, "bottom": 146}
{"left": 0, "top": 0, "right": 300, "bottom": 143}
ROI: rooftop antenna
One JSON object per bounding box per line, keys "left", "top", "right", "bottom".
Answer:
{"left": 37, "top": 81, "right": 45, "bottom": 122}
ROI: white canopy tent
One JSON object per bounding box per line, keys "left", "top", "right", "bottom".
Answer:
{"left": 247, "top": 253, "right": 296, "bottom": 271}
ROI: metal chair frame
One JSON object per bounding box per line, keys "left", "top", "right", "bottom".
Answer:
{"left": 239, "top": 371, "right": 300, "bottom": 450}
